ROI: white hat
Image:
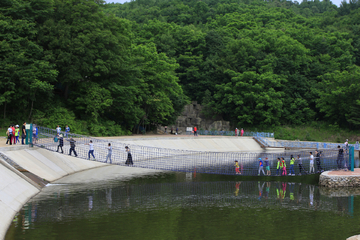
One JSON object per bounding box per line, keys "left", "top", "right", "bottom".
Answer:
{"left": 15, "top": 125, "right": 19, "bottom": 127}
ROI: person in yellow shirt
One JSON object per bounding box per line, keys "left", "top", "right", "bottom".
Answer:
{"left": 15, "top": 125, "right": 20, "bottom": 144}
{"left": 234, "top": 160, "right": 241, "bottom": 174}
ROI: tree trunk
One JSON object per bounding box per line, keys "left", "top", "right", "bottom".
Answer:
{"left": 64, "top": 84, "right": 70, "bottom": 100}
{"left": 28, "top": 100, "right": 34, "bottom": 120}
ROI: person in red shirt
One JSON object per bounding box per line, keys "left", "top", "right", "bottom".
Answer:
{"left": 193, "top": 126, "right": 197, "bottom": 136}
{"left": 11, "top": 125, "right": 16, "bottom": 144}
{"left": 240, "top": 128, "right": 244, "bottom": 136}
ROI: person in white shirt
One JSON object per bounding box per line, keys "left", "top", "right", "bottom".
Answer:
{"left": 86, "top": 140, "right": 95, "bottom": 160}
{"left": 6, "top": 125, "right": 13, "bottom": 145}
{"left": 105, "top": 143, "right": 112, "bottom": 164}
{"left": 309, "top": 152, "right": 314, "bottom": 173}
{"left": 56, "top": 125, "right": 61, "bottom": 135}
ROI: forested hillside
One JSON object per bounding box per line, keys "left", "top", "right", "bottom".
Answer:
{"left": 1, "top": 0, "right": 360, "bottom": 135}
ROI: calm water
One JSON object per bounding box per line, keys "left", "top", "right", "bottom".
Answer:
{"left": 5, "top": 171, "right": 360, "bottom": 240}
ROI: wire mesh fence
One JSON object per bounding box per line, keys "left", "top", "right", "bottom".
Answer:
{"left": 33, "top": 126, "right": 348, "bottom": 176}
{"left": 254, "top": 135, "right": 359, "bottom": 150}
{"left": 186, "top": 130, "right": 274, "bottom": 137}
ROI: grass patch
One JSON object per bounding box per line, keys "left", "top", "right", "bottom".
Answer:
{"left": 261, "top": 122, "right": 360, "bottom": 143}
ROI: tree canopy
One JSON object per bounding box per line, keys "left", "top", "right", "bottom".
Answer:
{"left": 1, "top": 0, "right": 360, "bottom": 135}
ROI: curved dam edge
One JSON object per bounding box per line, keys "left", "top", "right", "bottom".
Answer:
{"left": 0, "top": 146, "right": 108, "bottom": 240}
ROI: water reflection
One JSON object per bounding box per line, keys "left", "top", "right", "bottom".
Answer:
{"left": 13, "top": 180, "right": 352, "bottom": 227}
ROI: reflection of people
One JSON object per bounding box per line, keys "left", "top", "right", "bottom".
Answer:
{"left": 234, "top": 182, "right": 241, "bottom": 196}
{"left": 265, "top": 182, "right": 271, "bottom": 199}
{"left": 337, "top": 145, "right": 344, "bottom": 169}
{"left": 289, "top": 183, "right": 295, "bottom": 201}
{"left": 309, "top": 185, "right": 314, "bottom": 207}
{"left": 106, "top": 188, "right": 112, "bottom": 208}
{"left": 125, "top": 146, "right": 133, "bottom": 166}
{"left": 234, "top": 160, "right": 241, "bottom": 174}
{"left": 258, "top": 158, "right": 265, "bottom": 176}
{"left": 258, "top": 181, "right": 265, "bottom": 200}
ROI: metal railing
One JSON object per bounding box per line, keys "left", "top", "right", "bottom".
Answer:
{"left": 31, "top": 126, "right": 348, "bottom": 176}
{"left": 186, "top": 130, "right": 274, "bottom": 138}
{"left": 254, "top": 135, "right": 359, "bottom": 150}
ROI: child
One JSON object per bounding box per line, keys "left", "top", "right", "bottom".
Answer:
{"left": 281, "top": 157, "right": 287, "bottom": 176}
{"left": 289, "top": 155, "right": 295, "bottom": 176}
{"left": 265, "top": 157, "right": 270, "bottom": 176}
{"left": 276, "top": 158, "right": 281, "bottom": 176}
{"left": 234, "top": 160, "right": 241, "bottom": 174}
{"left": 258, "top": 158, "right": 265, "bottom": 176}
{"left": 65, "top": 125, "right": 70, "bottom": 138}
{"left": 15, "top": 125, "right": 20, "bottom": 144}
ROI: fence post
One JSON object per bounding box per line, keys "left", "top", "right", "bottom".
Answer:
{"left": 350, "top": 146, "right": 354, "bottom": 172}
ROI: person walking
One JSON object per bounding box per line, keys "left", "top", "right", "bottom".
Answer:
{"left": 235, "top": 128, "right": 238, "bottom": 137}
{"left": 68, "top": 137, "right": 78, "bottom": 157}
{"left": 240, "top": 128, "right": 244, "bottom": 136}
{"left": 6, "top": 125, "right": 13, "bottom": 145}
{"left": 56, "top": 134, "right": 64, "bottom": 153}
{"left": 281, "top": 157, "right": 287, "bottom": 176}
{"left": 21, "top": 122, "right": 26, "bottom": 145}
{"left": 56, "top": 125, "right": 61, "bottom": 135}
{"left": 105, "top": 143, "right": 112, "bottom": 164}
{"left": 11, "top": 125, "right": 15, "bottom": 144}
{"left": 315, "top": 150, "right": 323, "bottom": 173}
{"left": 176, "top": 127, "right": 178, "bottom": 135}
{"left": 125, "top": 146, "right": 133, "bottom": 166}
{"left": 309, "top": 152, "right": 315, "bottom": 173}
{"left": 265, "top": 157, "right": 271, "bottom": 176}
{"left": 337, "top": 145, "right": 344, "bottom": 169}
{"left": 164, "top": 126, "right": 167, "bottom": 134}
{"left": 32, "top": 124, "right": 37, "bottom": 144}
{"left": 86, "top": 140, "right": 95, "bottom": 160}
{"left": 297, "top": 154, "right": 306, "bottom": 175}
{"left": 15, "top": 125, "right": 20, "bottom": 144}
{"left": 258, "top": 158, "right": 265, "bottom": 176}
{"left": 289, "top": 155, "right": 295, "bottom": 176}
{"left": 234, "top": 160, "right": 241, "bottom": 174}
{"left": 193, "top": 126, "right": 197, "bottom": 136}
{"left": 276, "top": 157, "right": 281, "bottom": 176}
{"left": 65, "top": 125, "right": 70, "bottom": 138}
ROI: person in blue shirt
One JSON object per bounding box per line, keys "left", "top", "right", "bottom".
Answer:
{"left": 65, "top": 125, "right": 70, "bottom": 138}
{"left": 258, "top": 158, "right": 265, "bottom": 176}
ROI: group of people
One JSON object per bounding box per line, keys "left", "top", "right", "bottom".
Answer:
{"left": 55, "top": 134, "right": 133, "bottom": 166}
{"left": 234, "top": 151, "right": 328, "bottom": 176}
{"left": 234, "top": 128, "right": 244, "bottom": 136}
{"left": 6, "top": 122, "right": 27, "bottom": 145}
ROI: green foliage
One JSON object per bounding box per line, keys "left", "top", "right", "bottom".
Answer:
{"left": 2, "top": 0, "right": 360, "bottom": 136}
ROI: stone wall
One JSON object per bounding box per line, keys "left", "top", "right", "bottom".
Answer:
{"left": 319, "top": 171, "right": 360, "bottom": 187}
{"left": 161, "top": 101, "right": 230, "bottom": 134}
